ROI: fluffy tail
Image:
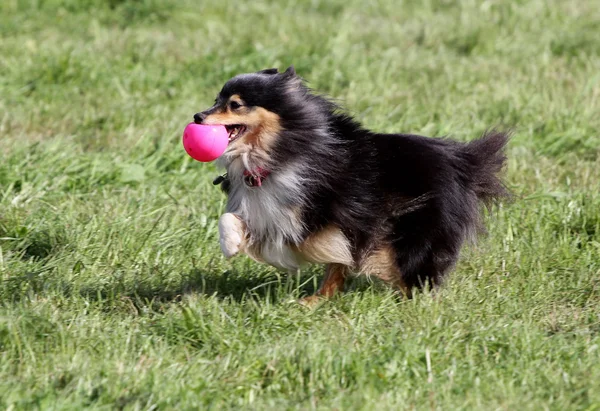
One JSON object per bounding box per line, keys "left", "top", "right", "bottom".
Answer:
{"left": 463, "top": 129, "right": 511, "bottom": 206}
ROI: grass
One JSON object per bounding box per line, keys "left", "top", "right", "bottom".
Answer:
{"left": 1, "top": 0, "right": 600, "bottom": 409}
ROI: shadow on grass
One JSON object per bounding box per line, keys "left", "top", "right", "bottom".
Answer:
{"left": 153, "top": 268, "right": 373, "bottom": 302}
{"left": 75, "top": 268, "right": 323, "bottom": 308}
{"left": 76, "top": 266, "right": 376, "bottom": 311}
{"left": 172, "top": 268, "right": 320, "bottom": 302}
{"left": 2, "top": 261, "right": 375, "bottom": 309}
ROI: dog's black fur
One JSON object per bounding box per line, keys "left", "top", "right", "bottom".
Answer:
{"left": 197, "top": 66, "right": 509, "bottom": 293}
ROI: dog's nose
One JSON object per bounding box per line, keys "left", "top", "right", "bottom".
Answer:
{"left": 193, "top": 112, "right": 206, "bottom": 124}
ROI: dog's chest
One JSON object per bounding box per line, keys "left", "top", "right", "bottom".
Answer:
{"left": 225, "top": 168, "right": 307, "bottom": 269}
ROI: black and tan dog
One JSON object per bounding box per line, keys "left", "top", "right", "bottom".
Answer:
{"left": 194, "top": 66, "right": 509, "bottom": 304}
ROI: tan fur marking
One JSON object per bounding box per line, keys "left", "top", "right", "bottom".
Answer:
{"left": 242, "top": 107, "right": 281, "bottom": 148}
{"left": 299, "top": 263, "right": 349, "bottom": 307}
{"left": 295, "top": 225, "right": 354, "bottom": 266}
{"left": 360, "top": 245, "right": 410, "bottom": 296}
{"left": 201, "top": 107, "right": 281, "bottom": 153}
{"left": 228, "top": 94, "right": 244, "bottom": 105}
{"left": 200, "top": 112, "right": 244, "bottom": 126}
{"left": 318, "top": 263, "right": 348, "bottom": 297}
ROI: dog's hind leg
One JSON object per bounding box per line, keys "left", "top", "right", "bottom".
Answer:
{"left": 299, "top": 263, "right": 349, "bottom": 307}
{"left": 361, "top": 245, "right": 412, "bottom": 298}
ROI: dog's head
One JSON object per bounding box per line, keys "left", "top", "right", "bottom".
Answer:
{"left": 194, "top": 67, "right": 304, "bottom": 157}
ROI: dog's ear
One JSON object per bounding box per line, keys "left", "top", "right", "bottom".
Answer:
{"left": 257, "top": 68, "right": 279, "bottom": 75}
{"left": 282, "top": 65, "right": 296, "bottom": 78}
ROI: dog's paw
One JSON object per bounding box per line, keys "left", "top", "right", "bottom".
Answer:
{"left": 298, "top": 295, "right": 325, "bottom": 309}
{"left": 218, "top": 213, "right": 245, "bottom": 258}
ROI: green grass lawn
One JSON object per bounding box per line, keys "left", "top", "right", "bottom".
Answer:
{"left": 1, "top": 0, "right": 600, "bottom": 409}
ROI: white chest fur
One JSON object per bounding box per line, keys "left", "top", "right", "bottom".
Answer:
{"left": 225, "top": 162, "right": 308, "bottom": 269}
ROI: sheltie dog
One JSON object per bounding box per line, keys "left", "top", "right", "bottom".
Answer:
{"left": 193, "top": 66, "right": 509, "bottom": 304}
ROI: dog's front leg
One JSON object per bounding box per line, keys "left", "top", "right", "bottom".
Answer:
{"left": 218, "top": 213, "right": 247, "bottom": 258}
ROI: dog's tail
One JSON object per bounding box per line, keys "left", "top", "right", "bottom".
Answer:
{"left": 463, "top": 129, "right": 511, "bottom": 206}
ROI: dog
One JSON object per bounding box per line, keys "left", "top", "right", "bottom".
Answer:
{"left": 193, "top": 66, "right": 509, "bottom": 304}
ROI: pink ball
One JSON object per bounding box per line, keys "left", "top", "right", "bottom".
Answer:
{"left": 182, "top": 123, "right": 229, "bottom": 162}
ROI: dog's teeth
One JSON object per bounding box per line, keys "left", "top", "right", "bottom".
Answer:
{"left": 227, "top": 126, "right": 242, "bottom": 142}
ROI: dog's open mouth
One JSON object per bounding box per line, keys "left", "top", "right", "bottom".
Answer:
{"left": 225, "top": 125, "right": 246, "bottom": 143}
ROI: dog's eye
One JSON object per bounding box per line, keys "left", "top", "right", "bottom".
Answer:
{"left": 229, "top": 101, "right": 242, "bottom": 110}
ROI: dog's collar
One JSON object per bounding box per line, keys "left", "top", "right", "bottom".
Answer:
{"left": 212, "top": 167, "right": 270, "bottom": 188}
{"left": 243, "top": 167, "right": 270, "bottom": 187}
